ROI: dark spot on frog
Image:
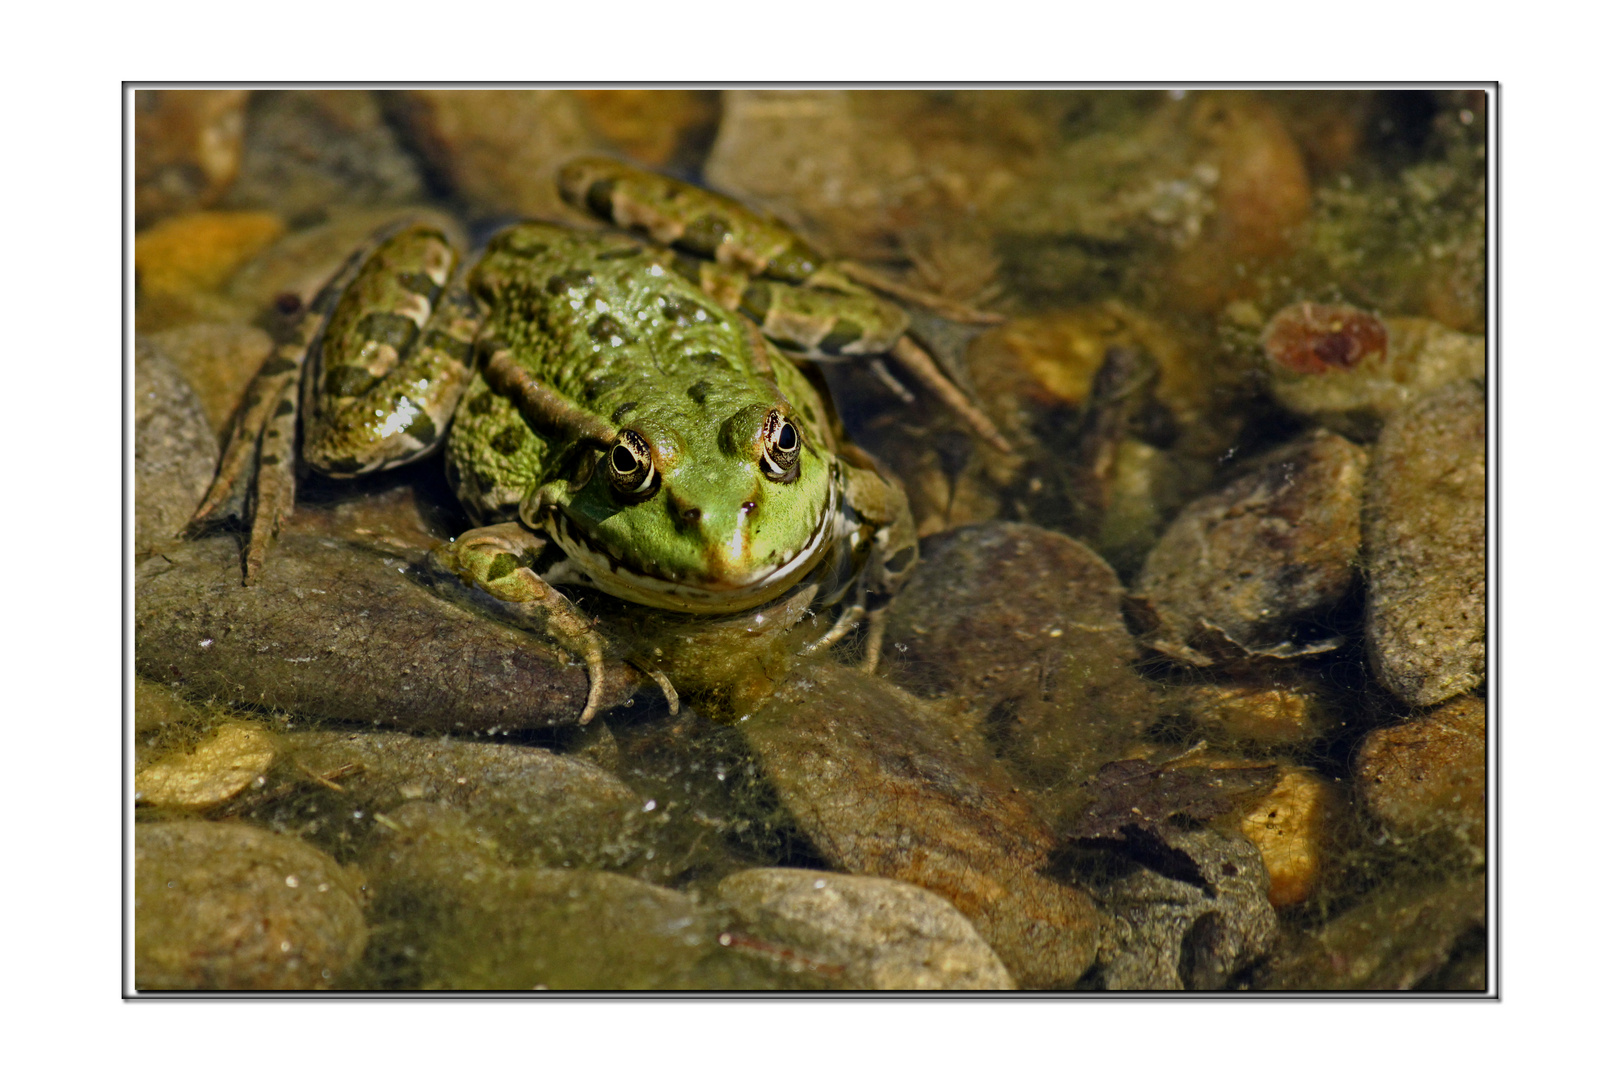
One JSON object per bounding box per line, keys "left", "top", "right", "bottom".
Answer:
{"left": 423, "top": 329, "right": 473, "bottom": 364}
{"left": 885, "top": 545, "right": 917, "bottom": 574}
{"left": 818, "top": 317, "right": 866, "bottom": 355}
{"left": 494, "top": 230, "right": 550, "bottom": 258}
{"left": 274, "top": 292, "right": 302, "bottom": 315}
{"left": 612, "top": 401, "right": 639, "bottom": 423}
{"left": 358, "top": 311, "right": 419, "bottom": 350}
{"left": 397, "top": 271, "right": 442, "bottom": 299}
{"left": 589, "top": 314, "right": 637, "bottom": 345}
{"left": 261, "top": 356, "right": 298, "bottom": 377}
{"left": 680, "top": 213, "right": 732, "bottom": 256}
{"left": 1221, "top": 862, "right": 1238, "bottom": 877}
{"left": 740, "top": 281, "right": 774, "bottom": 321}
{"left": 662, "top": 294, "right": 700, "bottom": 324}
{"left": 466, "top": 392, "right": 496, "bottom": 416}
{"left": 273, "top": 399, "right": 295, "bottom": 417}
{"left": 260, "top": 454, "right": 281, "bottom": 466}
{"left": 486, "top": 553, "right": 522, "bottom": 580}
{"left": 687, "top": 380, "right": 712, "bottom": 404}
{"left": 404, "top": 409, "right": 438, "bottom": 445}
{"left": 546, "top": 269, "right": 594, "bottom": 295}
{"left": 326, "top": 365, "right": 379, "bottom": 398}
{"left": 585, "top": 178, "right": 617, "bottom": 220}
{"left": 689, "top": 351, "right": 726, "bottom": 367}
{"left": 491, "top": 425, "right": 527, "bottom": 455}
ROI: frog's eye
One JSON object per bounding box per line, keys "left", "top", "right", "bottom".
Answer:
{"left": 761, "top": 411, "right": 801, "bottom": 483}
{"left": 606, "top": 430, "right": 658, "bottom": 498}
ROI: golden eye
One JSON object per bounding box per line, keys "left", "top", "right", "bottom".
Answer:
{"left": 606, "top": 430, "right": 657, "bottom": 498}
{"left": 761, "top": 411, "right": 801, "bottom": 483}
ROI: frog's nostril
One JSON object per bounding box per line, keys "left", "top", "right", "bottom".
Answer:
{"left": 741, "top": 501, "right": 757, "bottom": 515}
{"left": 682, "top": 507, "right": 702, "bottom": 524}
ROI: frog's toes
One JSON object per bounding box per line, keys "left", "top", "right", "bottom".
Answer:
{"left": 634, "top": 663, "right": 681, "bottom": 715}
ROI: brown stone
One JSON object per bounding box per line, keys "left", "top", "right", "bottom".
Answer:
{"left": 135, "top": 89, "right": 250, "bottom": 227}
{"left": 1355, "top": 695, "right": 1486, "bottom": 861}
{"left": 1363, "top": 380, "right": 1486, "bottom": 705}
{"left": 1132, "top": 429, "right": 1367, "bottom": 664}
{"left": 135, "top": 821, "right": 367, "bottom": 991}
{"left": 742, "top": 661, "right": 1102, "bottom": 988}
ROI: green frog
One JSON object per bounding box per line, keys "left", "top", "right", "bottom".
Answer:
{"left": 190, "top": 159, "right": 1005, "bottom": 723}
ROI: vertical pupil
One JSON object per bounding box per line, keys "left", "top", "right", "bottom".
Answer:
{"left": 613, "top": 445, "right": 638, "bottom": 473}
{"left": 778, "top": 423, "right": 797, "bottom": 451}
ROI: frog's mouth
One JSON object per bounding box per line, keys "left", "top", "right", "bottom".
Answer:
{"left": 545, "top": 492, "right": 837, "bottom": 615}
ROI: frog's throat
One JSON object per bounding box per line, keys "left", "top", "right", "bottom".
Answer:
{"left": 544, "top": 490, "right": 837, "bottom": 615}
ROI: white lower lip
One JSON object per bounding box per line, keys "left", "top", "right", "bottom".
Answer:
{"left": 548, "top": 490, "right": 835, "bottom": 614}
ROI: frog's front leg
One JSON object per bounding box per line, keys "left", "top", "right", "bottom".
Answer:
{"left": 429, "top": 523, "right": 680, "bottom": 724}
{"left": 429, "top": 523, "right": 613, "bottom": 724}
{"left": 804, "top": 455, "right": 919, "bottom": 672}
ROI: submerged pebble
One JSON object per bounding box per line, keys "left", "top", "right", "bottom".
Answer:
{"left": 884, "top": 522, "right": 1156, "bottom": 821}
{"left": 135, "top": 533, "right": 632, "bottom": 731}
{"left": 714, "top": 868, "right": 1016, "bottom": 990}
{"left": 267, "top": 731, "right": 662, "bottom": 876}
{"left": 381, "top": 89, "right": 601, "bottom": 220}
{"left": 135, "top": 821, "right": 367, "bottom": 990}
{"left": 1363, "top": 379, "right": 1486, "bottom": 706}
{"left": 145, "top": 322, "right": 274, "bottom": 437}
{"left": 1176, "top": 678, "right": 1339, "bottom": 750}
{"left": 134, "top": 338, "right": 218, "bottom": 552}
{"left": 1238, "top": 766, "right": 1346, "bottom": 908}
{"left": 1078, "top": 825, "right": 1278, "bottom": 991}
{"left": 1354, "top": 695, "right": 1486, "bottom": 863}
{"left": 1131, "top": 429, "right": 1366, "bottom": 665}
{"left": 135, "top": 722, "right": 276, "bottom": 811}
{"left": 359, "top": 802, "right": 719, "bottom": 991}
{"left": 222, "top": 89, "right": 427, "bottom": 222}
{"left": 1264, "top": 307, "right": 1485, "bottom": 440}
{"left": 742, "top": 661, "right": 1102, "bottom": 989}
{"left": 134, "top": 89, "right": 249, "bottom": 227}
{"left": 1260, "top": 873, "right": 1486, "bottom": 991}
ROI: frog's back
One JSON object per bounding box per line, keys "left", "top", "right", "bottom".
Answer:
{"left": 445, "top": 222, "right": 830, "bottom": 525}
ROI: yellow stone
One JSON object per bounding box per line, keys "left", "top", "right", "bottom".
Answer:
{"left": 135, "top": 723, "right": 276, "bottom": 811}
{"left": 135, "top": 210, "right": 286, "bottom": 299}
{"left": 1239, "top": 766, "right": 1341, "bottom": 908}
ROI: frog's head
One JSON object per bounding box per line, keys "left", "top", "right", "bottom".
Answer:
{"left": 525, "top": 388, "right": 837, "bottom": 615}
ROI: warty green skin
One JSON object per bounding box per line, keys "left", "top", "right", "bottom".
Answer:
{"left": 447, "top": 222, "right": 867, "bottom": 614}
{"left": 301, "top": 219, "right": 915, "bottom": 622}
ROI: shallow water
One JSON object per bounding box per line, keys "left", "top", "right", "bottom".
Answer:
{"left": 131, "top": 87, "right": 1489, "bottom": 993}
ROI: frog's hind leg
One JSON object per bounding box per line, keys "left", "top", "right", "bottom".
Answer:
{"left": 884, "top": 334, "right": 1010, "bottom": 453}
{"left": 185, "top": 241, "right": 375, "bottom": 582}
{"left": 300, "top": 226, "right": 478, "bottom": 480}
{"left": 428, "top": 523, "right": 613, "bottom": 725}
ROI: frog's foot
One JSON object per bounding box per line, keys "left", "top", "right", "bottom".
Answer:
{"left": 860, "top": 606, "right": 889, "bottom": 674}
{"left": 801, "top": 602, "right": 867, "bottom": 658}
{"left": 633, "top": 662, "right": 680, "bottom": 715}
{"left": 864, "top": 358, "right": 917, "bottom": 404}
{"left": 835, "top": 260, "right": 1006, "bottom": 326}
{"left": 887, "top": 335, "right": 1012, "bottom": 455}
{"left": 184, "top": 335, "right": 311, "bottom": 583}
{"left": 185, "top": 233, "right": 417, "bottom": 584}
{"left": 430, "top": 523, "right": 610, "bottom": 725}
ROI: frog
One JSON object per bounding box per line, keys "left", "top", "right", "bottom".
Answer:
{"left": 189, "top": 159, "right": 1008, "bottom": 724}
